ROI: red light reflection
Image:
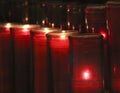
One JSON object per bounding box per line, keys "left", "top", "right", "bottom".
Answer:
{"left": 83, "top": 70, "right": 90, "bottom": 80}
{"left": 99, "top": 29, "right": 107, "bottom": 40}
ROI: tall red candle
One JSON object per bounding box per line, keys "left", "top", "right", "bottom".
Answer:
{"left": 46, "top": 30, "right": 78, "bottom": 93}
{"left": 10, "top": 24, "right": 40, "bottom": 93}
{"left": 30, "top": 27, "right": 60, "bottom": 93}
{"left": 85, "top": 5, "right": 109, "bottom": 92}
{"left": 69, "top": 33, "right": 104, "bottom": 93}
{"left": 106, "top": 1, "right": 120, "bottom": 93}
{"left": 0, "top": 23, "right": 18, "bottom": 93}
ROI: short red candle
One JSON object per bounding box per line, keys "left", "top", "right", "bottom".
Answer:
{"left": 0, "top": 23, "right": 18, "bottom": 93}
{"left": 30, "top": 27, "right": 60, "bottom": 93}
{"left": 69, "top": 34, "right": 104, "bottom": 93}
{"left": 106, "top": 1, "right": 120, "bottom": 93}
{"left": 10, "top": 24, "right": 40, "bottom": 93}
{"left": 46, "top": 30, "right": 78, "bottom": 93}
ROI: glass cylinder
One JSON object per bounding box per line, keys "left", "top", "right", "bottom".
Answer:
{"left": 69, "top": 33, "right": 104, "bottom": 93}
{"left": 106, "top": 1, "right": 120, "bottom": 93}
{"left": 46, "top": 30, "right": 78, "bottom": 93}
{"left": 30, "top": 27, "right": 60, "bottom": 93}
{"left": 10, "top": 24, "right": 40, "bottom": 93}
{"left": 0, "top": 23, "right": 18, "bottom": 93}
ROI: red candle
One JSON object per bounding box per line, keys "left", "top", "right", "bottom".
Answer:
{"left": 69, "top": 33, "right": 104, "bottom": 93}
{"left": 0, "top": 23, "right": 18, "bottom": 93}
{"left": 85, "top": 5, "right": 109, "bottom": 91}
{"left": 46, "top": 30, "right": 78, "bottom": 93}
{"left": 106, "top": 1, "right": 120, "bottom": 93}
{"left": 10, "top": 24, "right": 40, "bottom": 93}
{"left": 30, "top": 27, "right": 60, "bottom": 93}
{"left": 85, "top": 5, "right": 107, "bottom": 34}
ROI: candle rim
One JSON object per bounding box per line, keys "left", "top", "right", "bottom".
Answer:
{"left": 46, "top": 30, "right": 78, "bottom": 37}
{"left": 30, "top": 27, "right": 60, "bottom": 33}
{"left": 69, "top": 33, "right": 103, "bottom": 39}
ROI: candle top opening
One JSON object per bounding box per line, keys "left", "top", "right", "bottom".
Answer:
{"left": 69, "top": 33, "right": 103, "bottom": 39}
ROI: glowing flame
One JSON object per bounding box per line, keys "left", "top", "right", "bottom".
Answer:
{"left": 67, "top": 21, "right": 70, "bottom": 26}
{"left": 52, "top": 23, "right": 54, "bottom": 28}
{"left": 5, "top": 23, "right": 12, "bottom": 28}
{"left": 42, "top": 20, "right": 45, "bottom": 26}
{"left": 44, "top": 28, "right": 50, "bottom": 34}
{"left": 99, "top": 30, "right": 107, "bottom": 40}
{"left": 60, "top": 34, "right": 66, "bottom": 40}
{"left": 62, "top": 30, "right": 66, "bottom": 33}
{"left": 83, "top": 70, "right": 90, "bottom": 80}
{"left": 23, "top": 24, "right": 30, "bottom": 32}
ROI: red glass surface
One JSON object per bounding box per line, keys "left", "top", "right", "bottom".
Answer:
{"left": 106, "top": 1, "right": 120, "bottom": 93}
{"left": 10, "top": 24, "right": 39, "bottom": 93}
{"left": 30, "top": 27, "right": 60, "bottom": 93}
{"left": 69, "top": 34, "right": 104, "bottom": 93}
{"left": 0, "top": 23, "right": 18, "bottom": 93}
{"left": 47, "top": 31, "right": 78, "bottom": 93}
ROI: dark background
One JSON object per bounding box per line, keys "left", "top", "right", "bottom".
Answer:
{"left": 0, "top": 0, "right": 108, "bottom": 23}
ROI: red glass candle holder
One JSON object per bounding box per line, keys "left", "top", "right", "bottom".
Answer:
{"left": 30, "top": 27, "right": 60, "bottom": 93}
{"left": 106, "top": 1, "right": 120, "bottom": 93}
{"left": 10, "top": 24, "right": 40, "bottom": 93}
{"left": 0, "top": 23, "right": 18, "bottom": 93}
{"left": 46, "top": 30, "right": 78, "bottom": 93}
{"left": 69, "top": 33, "right": 104, "bottom": 93}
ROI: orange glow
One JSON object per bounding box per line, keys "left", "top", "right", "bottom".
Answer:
{"left": 44, "top": 28, "right": 50, "bottom": 34}
{"left": 83, "top": 70, "right": 90, "bottom": 80}
{"left": 99, "top": 30, "right": 107, "bottom": 40}
{"left": 52, "top": 23, "right": 54, "bottom": 28}
{"left": 5, "top": 23, "right": 12, "bottom": 28}
{"left": 60, "top": 34, "right": 66, "bottom": 40}
{"left": 22, "top": 24, "right": 30, "bottom": 32}
{"left": 67, "top": 21, "right": 70, "bottom": 26}
{"left": 42, "top": 20, "right": 45, "bottom": 26}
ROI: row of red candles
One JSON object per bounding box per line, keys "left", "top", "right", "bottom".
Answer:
{"left": 0, "top": 1, "right": 120, "bottom": 93}
{"left": 0, "top": 23, "right": 104, "bottom": 93}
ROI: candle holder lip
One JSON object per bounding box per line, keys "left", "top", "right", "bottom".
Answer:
{"left": 85, "top": 4, "right": 106, "bottom": 14}
{"left": 31, "top": 27, "right": 60, "bottom": 32}
{"left": 69, "top": 33, "right": 103, "bottom": 39}
{"left": 106, "top": 1, "right": 120, "bottom": 7}
{"left": 0, "top": 22, "right": 20, "bottom": 28}
{"left": 11, "top": 24, "right": 40, "bottom": 28}
{"left": 30, "top": 27, "right": 61, "bottom": 34}
{"left": 86, "top": 4, "right": 105, "bottom": 9}
{"left": 46, "top": 30, "right": 78, "bottom": 39}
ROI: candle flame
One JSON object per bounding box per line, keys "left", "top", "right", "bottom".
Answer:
{"left": 83, "top": 70, "right": 90, "bottom": 80}
{"left": 5, "top": 23, "right": 12, "bottom": 28}
{"left": 44, "top": 28, "right": 50, "bottom": 34}
{"left": 60, "top": 35, "right": 66, "bottom": 40}
{"left": 23, "top": 24, "right": 30, "bottom": 32}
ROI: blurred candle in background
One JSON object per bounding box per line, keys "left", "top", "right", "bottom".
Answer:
{"left": 66, "top": 3, "right": 85, "bottom": 32}
{"left": 85, "top": 5, "right": 106, "bottom": 34}
{"left": 0, "top": 23, "right": 18, "bottom": 93}
{"left": 46, "top": 30, "right": 78, "bottom": 93}
{"left": 85, "top": 5, "right": 109, "bottom": 92}
{"left": 69, "top": 33, "right": 104, "bottom": 93}
{"left": 10, "top": 24, "right": 40, "bottom": 93}
{"left": 30, "top": 27, "right": 60, "bottom": 93}
{"left": 106, "top": 1, "right": 120, "bottom": 93}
